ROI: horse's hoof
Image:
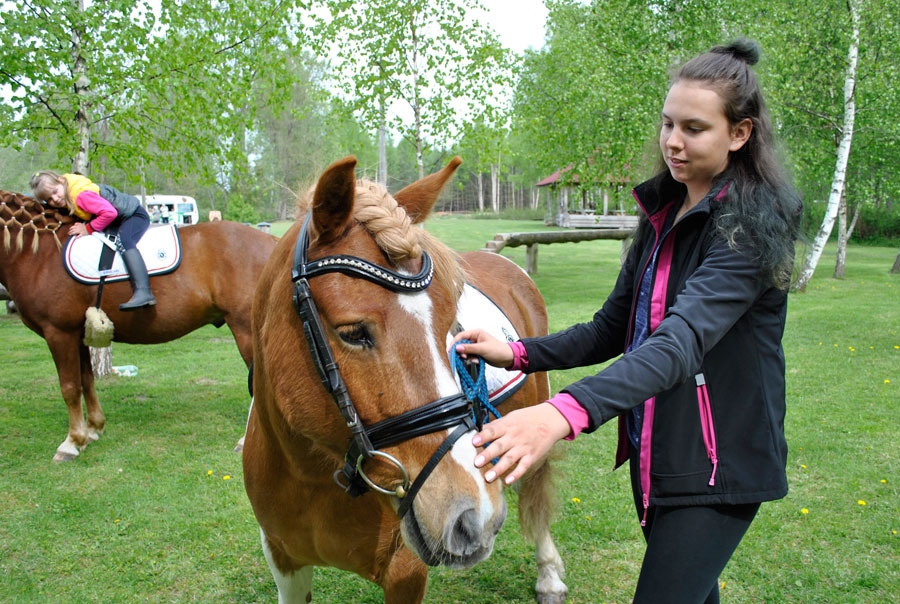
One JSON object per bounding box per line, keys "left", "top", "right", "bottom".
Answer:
{"left": 234, "top": 436, "right": 245, "bottom": 453}
{"left": 536, "top": 594, "right": 568, "bottom": 604}
{"left": 52, "top": 451, "right": 79, "bottom": 462}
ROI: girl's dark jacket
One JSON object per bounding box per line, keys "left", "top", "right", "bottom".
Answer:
{"left": 519, "top": 174, "right": 790, "bottom": 507}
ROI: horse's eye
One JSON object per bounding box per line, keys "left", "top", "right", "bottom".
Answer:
{"left": 337, "top": 323, "right": 374, "bottom": 348}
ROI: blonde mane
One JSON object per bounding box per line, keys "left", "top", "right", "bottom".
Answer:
{"left": 0, "top": 191, "right": 75, "bottom": 254}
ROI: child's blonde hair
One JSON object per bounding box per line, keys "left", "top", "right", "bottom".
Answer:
{"left": 29, "top": 170, "right": 73, "bottom": 212}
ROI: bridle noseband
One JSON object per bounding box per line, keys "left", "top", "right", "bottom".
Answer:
{"left": 290, "top": 214, "right": 483, "bottom": 518}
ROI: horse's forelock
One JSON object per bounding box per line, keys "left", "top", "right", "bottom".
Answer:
{"left": 353, "top": 180, "right": 465, "bottom": 298}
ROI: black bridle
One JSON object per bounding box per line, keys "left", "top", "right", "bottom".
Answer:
{"left": 290, "top": 214, "right": 483, "bottom": 518}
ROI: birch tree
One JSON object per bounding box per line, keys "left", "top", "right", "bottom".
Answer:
{"left": 0, "top": 0, "right": 312, "bottom": 186}
{"left": 317, "top": 0, "right": 512, "bottom": 181}
{"left": 792, "top": 0, "right": 860, "bottom": 292}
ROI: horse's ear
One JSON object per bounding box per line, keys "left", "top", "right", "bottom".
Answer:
{"left": 394, "top": 156, "right": 462, "bottom": 224}
{"left": 311, "top": 156, "right": 357, "bottom": 244}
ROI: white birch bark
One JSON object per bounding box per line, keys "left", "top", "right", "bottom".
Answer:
{"left": 794, "top": 0, "right": 860, "bottom": 292}
{"left": 476, "top": 172, "right": 484, "bottom": 212}
{"left": 490, "top": 163, "right": 499, "bottom": 213}
{"left": 71, "top": 0, "right": 113, "bottom": 377}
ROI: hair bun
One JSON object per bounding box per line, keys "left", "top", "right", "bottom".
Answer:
{"left": 724, "top": 38, "right": 760, "bottom": 66}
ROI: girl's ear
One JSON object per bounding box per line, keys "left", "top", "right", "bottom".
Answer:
{"left": 730, "top": 118, "right": 753, "bottom": 152}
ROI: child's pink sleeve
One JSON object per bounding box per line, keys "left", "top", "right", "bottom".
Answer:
{"left": 75, "top": 190, "right": 118, "bottom": 234}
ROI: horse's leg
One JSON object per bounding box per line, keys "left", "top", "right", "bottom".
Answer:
{"left": 225, "top": 318, "right": 253, "bottom": 452}
{"left": 259, "top": 528, "right": 314, "bottom": 604}
{"left": 44, "top": 330, "right": 101, "bottom": 461}
{"left": 234, "top": 396, "right": 252, "bottom": 453}
{"left": 518, "top": 457, "right": 568, "bottom": 604}
{"left": 80, "top": 343, "right": 105, "bottom": 444}
{"left": 381, "top": 546, "right": 428, "bottom": 604}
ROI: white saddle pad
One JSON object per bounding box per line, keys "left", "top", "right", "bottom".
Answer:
{"left": 448, "top": 283, "right": 527, "bottom": 405}
{"left": 62, "top": 224, "right": 182, "bottom": 284}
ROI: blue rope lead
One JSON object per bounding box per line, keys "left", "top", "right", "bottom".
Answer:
{"left": 453, "top": 340, "right": 502, "bottom": 425}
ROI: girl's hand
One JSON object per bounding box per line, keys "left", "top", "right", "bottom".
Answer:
{"left": 450, "top": 328, "right": 514, "bottom": 368}
{"left": 68, "top": 223, "right": 88, "bottom": 238}
{"left": 472, "top": 402, "right": 571, "bottom": 485}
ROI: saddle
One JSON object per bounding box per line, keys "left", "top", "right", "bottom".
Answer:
{"left": 449, "top": 284, "right": 527, "bottom": 404}
{"left": 62, "top": 224, "right": 182, "bottom": 285}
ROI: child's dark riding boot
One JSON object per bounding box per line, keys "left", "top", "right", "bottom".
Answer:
{"left": 119, "top": 248, "right": 157, "bottom": 311}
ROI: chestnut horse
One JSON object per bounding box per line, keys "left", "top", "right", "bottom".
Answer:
{"left": 0, "top": 190, "right": 278, "bottom": 461}
{"left": 243, "top": 157, "right": 568, "bottom": 603}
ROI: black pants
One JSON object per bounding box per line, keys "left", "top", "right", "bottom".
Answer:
{"left": 630, "top": 453, "right": 760, "bottom": 604}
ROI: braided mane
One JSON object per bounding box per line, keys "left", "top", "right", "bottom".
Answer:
{"left": 299, "top": 179, "right": 465, "bottom": 299}
{"left": 0, "top": 190, "right": 76, "bottom": 254}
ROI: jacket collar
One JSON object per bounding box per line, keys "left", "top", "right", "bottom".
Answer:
{"left": 633, "top": 172, "right": 730, "bottom": 234}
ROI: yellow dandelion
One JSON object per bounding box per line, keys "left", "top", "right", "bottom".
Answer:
{"left": 801, "top": 464, "right": 807, "bottom": 469}
{"left": 848, "top": 346, "right": 855, "bottom": 352}
{"left": 114, "top": 518, "right": 121, "bottom": 524}
{"left": 207, "top": 470, "right": 213, "bottom": 476}
{"left": 223, "top": 475, "right": 232, "bottom": 481}
{"left": 894, "top": 345, "right": 899, "bottom": 350}
{"left": 571, "top": 497, "right": 581, "bottom": 504}
{"left": 857, "top": 500, "right": 866, "bottom": 506}
{"left": 885, "top": 380, "right": 891, "bottom": 385}
{"left": 882, "top": 479, "right": 888, "bottom": 484}
{"left": 801, "top": 508, "right": 809, "bottom": 515}
{"left": 893, "top": 530, "right": 898, "bottom": 536}
{"left": 720, "top": 581, "right": 726, "bottom": 590}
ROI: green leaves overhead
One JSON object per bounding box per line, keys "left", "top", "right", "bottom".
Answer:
{"left": 0, "top": 0, "right": 312, "bottom": 185}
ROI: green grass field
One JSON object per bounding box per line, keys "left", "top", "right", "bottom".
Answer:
{"left": 0, "top": 214, "right": 897, "bottom": 603}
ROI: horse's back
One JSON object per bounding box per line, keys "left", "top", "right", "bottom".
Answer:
{"left": 177, "top": 221, "right": 278, "bottom": 270}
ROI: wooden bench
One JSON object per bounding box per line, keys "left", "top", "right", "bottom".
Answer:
{"left": 484, "top": 226, "right": 636, "bottom": 275}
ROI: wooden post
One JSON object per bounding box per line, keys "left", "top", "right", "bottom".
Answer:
{"left": 526, "top": 244, "right": 539, "bottom": 275}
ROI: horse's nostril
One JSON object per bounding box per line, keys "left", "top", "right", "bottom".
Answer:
{"left": 445, "top": 508, "right": 483, "bottom": 557}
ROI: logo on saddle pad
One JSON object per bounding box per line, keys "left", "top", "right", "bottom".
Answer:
{"left": 62, "top": 224, "right": 182, "bottom": 284}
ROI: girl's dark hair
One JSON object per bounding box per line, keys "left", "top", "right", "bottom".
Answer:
{"left": 661, "top": 39, "right": 802, "bottom": 289}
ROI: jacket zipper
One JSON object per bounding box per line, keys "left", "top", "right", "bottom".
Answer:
{"left": 695, "top": 373, "right": 719, "bottom": 486}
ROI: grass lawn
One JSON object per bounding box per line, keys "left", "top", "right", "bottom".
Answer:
{"left": 0, "top": 214, "right": 897, "bottom": 603}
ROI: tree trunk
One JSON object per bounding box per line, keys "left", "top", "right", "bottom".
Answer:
{"left": 834, "top": 190, "right": 848, "bottom": 279}
{"left": 793, "top": 0, "right": 860, "bottom": 292}
{"left": 476, "top": 172, "right": 484, "bottom": 212}
{"left": 72, "top": 0, "right": 112, "bottom": 377}
{"left": 891, "top": 248, "right": 900, "bottom": 274}
{"left": 490, "top": 164, "right": 499, "bottom": 213}
{"left": 377, "top": 94, "right": 388, "bottom": 185}
{"left": 91, "top": 343, "right": 113, "bottom": 378}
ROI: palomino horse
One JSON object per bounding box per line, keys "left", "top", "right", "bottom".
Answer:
{"left": 0, "top": 190, "right": 278, "bottom": 461}
{"left": 243, "top": 157, "right": 568, "bottom": 603}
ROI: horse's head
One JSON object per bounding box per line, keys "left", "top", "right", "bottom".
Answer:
{"left": 253, "top": 156, "right": 509, "bottom": 569}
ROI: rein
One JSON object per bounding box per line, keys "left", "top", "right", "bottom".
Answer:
{"left": 290, "top": 214, "right": 489, "bottom": 518}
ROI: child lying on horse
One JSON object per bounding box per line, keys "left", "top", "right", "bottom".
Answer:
{"left": 30, "top": 170, "right": 156, "bottom": 311}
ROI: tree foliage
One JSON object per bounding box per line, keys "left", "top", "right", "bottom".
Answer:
{"left": 0, "top": 0, "right": 313, "bottom": 187}
{"left": 316, "top": 0, "right": 513, "bottom": 179}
